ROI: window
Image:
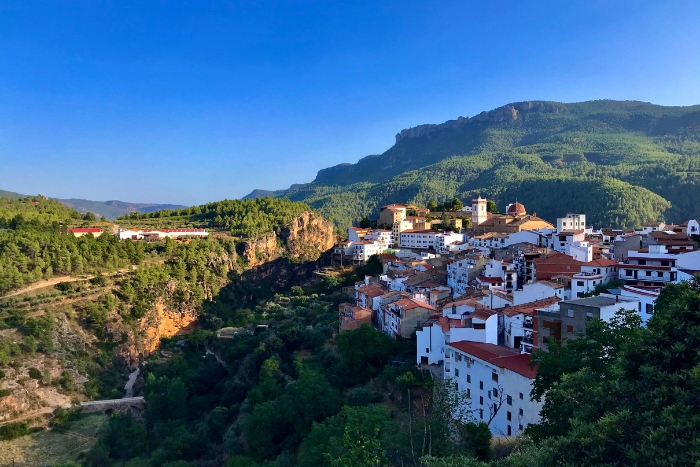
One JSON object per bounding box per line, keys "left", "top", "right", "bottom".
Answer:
{"left": 657, "top": 271, "right": 663, "bottom": 278}
{"left": 454, "top": 368, "right": 459, "bottom": 377}
{"left": 467, "top": 389, "right": 471, "bottom": 398}
{"left": 567, "top": 325, "right": 574, "bottom": 334}
{"left": 493, "top": 403, "right": 498, "bottom": 413}
{"left": 480, "top": 381, "right": 484, "bottom": 390}
{"left": 567, "top": 309, "right": 574, "bottom": 318}
{"left": 576, "top": 281, "right": 584, "bottom": 286}
{"left": 519, "top": 424, "right": 523, "bottom": 431}
{"left": 645, "top": 271, "right": 652, "bottom": 277}
{"left": 480, "top": 396, "right": 483, "bottom": 405}
{"left": 507, "top": 411, "right": 512, "bottom": 421}
{"left": 479, "top": 409, "right": 483, "bottom": 420}
{"left": 455, "top": 383, "right": 459, "bottom": 391}
{"left": 473, "top": 323, "right": 486, "bottom": 330}
{"left": 507, "top": 425, "right": 512, "bottom": 436}
{"left": 493, "top": 388, "right": 499, "bottom": 397}
{"left": 492, "top": 372, "right": 499, "bottom": 382}
{"left": 467, "top": 374, "right": 471, "bottom": 383}
{"left": 519, "top": 408, "right": 524, "bottom": 416}
{"left": 587, "top": 312, "right": 594, "bottom": 317}
{"left": 519, "top": 392, "right": 524, "bottom": 400}
{"left": 507, "top": 395, "right": 512, "bottom": 405}
{"left": 425, "top": 347, "right": 430, "bottom": 353}
{"left": 646, "top": 303, "right": 654, "bottom": 314}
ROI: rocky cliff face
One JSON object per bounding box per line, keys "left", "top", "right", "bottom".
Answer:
{"left": 112, "top": 211, "right": 334, "bottom": 366}
{"left": 280, "top": 211, "right": 335, "bottom": 261}
{"left": 394, "top": 101, "right": 562, "bottom": 143}
{"left": 113, "top": 302, "right": 199, "bottom": 368}
{"left": 237, "top": 211, "right": 335, "bottom": 266}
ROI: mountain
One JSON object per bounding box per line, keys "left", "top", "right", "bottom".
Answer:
{"left": 0, "top": 189, "right": 25, "bottom": 199}
{"left": 54, "top": 198, "right": 187, "bottom": 220}
{"left": 245, "top": 100, "right": 700, "bottom": 230}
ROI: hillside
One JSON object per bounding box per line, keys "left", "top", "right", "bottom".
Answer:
{"left": 246, "top": 100, "right": 700, "bottom": 229}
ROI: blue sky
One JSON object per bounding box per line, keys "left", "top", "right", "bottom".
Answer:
{"left": 1, "top": 1, "right": 699, "bottom": 205}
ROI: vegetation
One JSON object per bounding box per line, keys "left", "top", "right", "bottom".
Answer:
{"left": 252, "top": 100, "right": 700, "bottom": 229}
{"left": 117, "top": 198, "right": 312, "bottom": 238}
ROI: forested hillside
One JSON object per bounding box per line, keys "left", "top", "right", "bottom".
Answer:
{"left": 247, "top": 100, "right": 700, "bottom": 229}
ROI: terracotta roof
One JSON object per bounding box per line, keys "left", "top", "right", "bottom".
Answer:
{"left": 531, "top": 252, "right": 583, "bottom": 265}
{"left": 500, "top": 296, "right": 561, "bottom": 317}
{"left": 448, "top": 341, "right": 537, "bottom": 379}
{"left": 392, "top": 298, "right": 438, "bottom": 311}
{"left": 477, "top": 276, "right": 504, "bottom": 284}
{"left": 468, "top": 308, "right": 498, "bottom": 321}
{"left": 534, "top": 280, "right": 565, "bottom": 289}
{"left": 401, "top": 229, "right": 435, "bottom": 234}
{"left": 581, "top": 258, "right": 620, "bottom": 267}
{"left": 357, "top": 286, "right": 385, "bottom": 298}
{"left": 507, "top": 202, "right": 526, "bottom": 214}
{"left": 557, "top": 230, "right": 585, "bottom": 236}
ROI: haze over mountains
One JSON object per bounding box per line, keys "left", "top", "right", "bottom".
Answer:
{"left": 0, "top": 188, "right": 185, "bottom": 220}
{"left": 244, "top": 99, "right": 700, "bottom": 230}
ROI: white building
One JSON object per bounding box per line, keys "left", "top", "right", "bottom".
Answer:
{"left": 445, "top": 341, "right": 542, "bottom": 436}
{"left": 480, "top": 281, "right": 566, "bottom": 310}
{"left": 353, "top": 240, "right": 380, "bottom": 262}
{"left": 348, "top": 227, "right": 371, "bottom": 242}
{"left": 620, "top": 245, "right": 679, "bottom": 286}
{"left": 364, "top": 229, "right": 393, "bottom": 250}
{"left": 118, "top": 228, "right": 208, "bottom": 240}
{"left": 571, "top": 258, "right": 619, "bottom": 298}
{"left": 436, "top": 231, "right": 465, "bottom": 253}
{"left": 400, "top": 230, "right": 440, "bottom": 249}
{"left": 686, "top": 219, "right": 699, "bottom": 237}
{"left": 556, "top": 213, "right": 586, "bottom": 233}
{"left": 550, "top": 230, "right": 593, "bottom": 262}
{"left": 501, "top": 297, "right": 561, "bottom": 351}
{"left": 619, "top": 285, "right": 661, "bottom": 325}
{"left": 416, "top": 302, "right": 499, "bottom": 365}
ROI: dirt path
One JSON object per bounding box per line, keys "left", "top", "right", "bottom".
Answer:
{"left": 1, "top": 268, "right": 135, "bottom": 299}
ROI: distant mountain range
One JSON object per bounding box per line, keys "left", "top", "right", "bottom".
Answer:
{"left": 244, "top": 99, "right": 700, "bottom": 230}
{"left": 0, "top": 189, "right": 186, "bottom": 220}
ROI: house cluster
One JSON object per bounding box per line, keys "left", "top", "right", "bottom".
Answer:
{"left": 337, "top": 197, "right": 700, "bottom": 437}
{"left": 333, "top": 203, "right": 469, "bottom": 263}
{"left": 117, "top": 228, "right": 209, "bottom": 241}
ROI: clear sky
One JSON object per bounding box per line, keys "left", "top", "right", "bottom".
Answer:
{"left": 1, "top": 1, "right": 699, "bottom": 205}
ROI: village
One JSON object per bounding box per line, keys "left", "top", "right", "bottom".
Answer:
{"left": 335, "top": 197, "right": 700, "bottom": 437}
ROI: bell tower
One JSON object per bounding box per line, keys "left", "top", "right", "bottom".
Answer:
{"left": 472, "top": 196, "right": 488, "bottom": 226}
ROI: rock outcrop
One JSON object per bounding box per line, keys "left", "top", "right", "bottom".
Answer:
{"left": 280, "top": 211, "right": 335, "bottom": 261}
{"left": 236, "top": 211, "right": 335, "bottom": 266}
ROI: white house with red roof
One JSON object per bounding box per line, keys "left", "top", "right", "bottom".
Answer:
{"left": 444, "top": 341, "right": 542, "bottom": 436}
{"left": 118, "top": 228, "right": 207, "bottom": 240}
{"left": 572, "top": 258, "right": 619, "bottom": 297}
{"left": 355, "top": 284, "right": 386, "bottom": 310}
{"left": 499, "top": 297, "right": 561, "bottom": 351}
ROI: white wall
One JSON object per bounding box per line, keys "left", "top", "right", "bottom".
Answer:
{"left": 416, "top": 324, "right": 445, "bottom": 364}
{"left": 445, "top": 348, "right": 542, "bottom": 436}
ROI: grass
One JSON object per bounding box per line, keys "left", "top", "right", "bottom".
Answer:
{"left": 0, "top": 413, "right": 108, "bottom": 466}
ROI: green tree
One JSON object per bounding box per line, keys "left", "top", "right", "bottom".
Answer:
{"left": 486, "top": 200, "right": 499, "bottom": 214}
{"left": 427, "top": 199, "right": 438, "bottom": 211}
{"left": 334, "top": 325, "right": 397, "bottom": 386}
{"left": 529, "top": 278, "right": 700, "bottom": 466}
{"left": 359, "top": 217, "right": 372, "bottom": 228}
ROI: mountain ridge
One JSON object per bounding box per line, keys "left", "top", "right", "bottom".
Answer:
{"left": 243, "top": 99, "right": 700, "bottom": 230}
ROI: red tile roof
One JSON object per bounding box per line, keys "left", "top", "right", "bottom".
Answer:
{"left": 477, "top": 276, "right": 504, "bottom": 284}
{"left": 583, "top": 259, "right": 619, "bottom": 267}
{"left": 448, "top": 341, "right": 537, "bottom": 379}
{"left": 357, "top": 286, "right": 385, "bottom": 298}
{"left": 500, "top": 296, "right": 561, "bottom": 317}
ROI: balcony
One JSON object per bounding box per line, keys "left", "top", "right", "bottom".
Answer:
{"left": 523, "top": 321, "right": 533, "bottom": 330}
{"left": 522, "top": 336, "right": 534, "bottom": 345}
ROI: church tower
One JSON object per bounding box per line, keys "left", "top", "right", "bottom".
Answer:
{"left": 472, "top": 196, "right": 488, "bottom": 226}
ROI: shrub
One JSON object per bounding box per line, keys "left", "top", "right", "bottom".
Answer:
{"left": 28, "top": 367, "right": 42, "bottom": 380}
